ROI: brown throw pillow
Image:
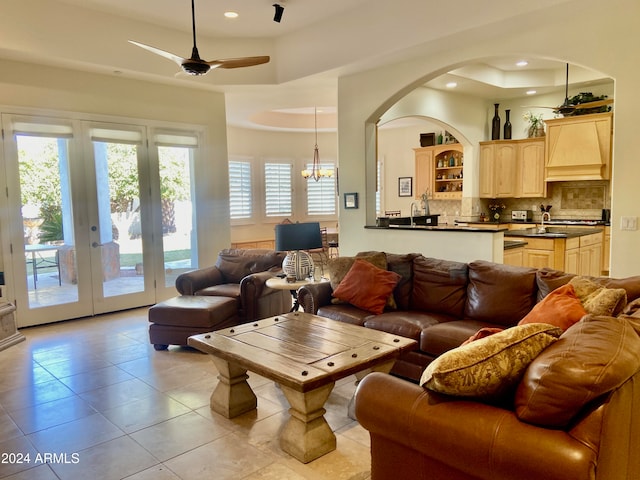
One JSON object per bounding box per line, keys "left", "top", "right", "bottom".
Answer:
{"left": 515, "top": 315, "right": 640, "bottom": 428}
{"left": 332, "top": 259, "right": 401, "bottom": 315}
{"left": 518, "top": 284, "right": 587, "bottom": 331}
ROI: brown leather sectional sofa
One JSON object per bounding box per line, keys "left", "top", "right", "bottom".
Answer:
{"left": 297, "top": 252, "right": 640, "bottom": 382}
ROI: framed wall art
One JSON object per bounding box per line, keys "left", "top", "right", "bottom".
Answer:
{"left": 344, "top": 192, "right": 359, "bottom": 209}
{"left": 398, "top": 177, "right": 413, "bottom": 197}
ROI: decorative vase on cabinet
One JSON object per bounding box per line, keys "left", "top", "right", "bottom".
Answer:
{"left": 491, "top": 103, "right": 501, "bottom": 140}
{"left": 503, "top": 109, "right": 512, "bottom": 140}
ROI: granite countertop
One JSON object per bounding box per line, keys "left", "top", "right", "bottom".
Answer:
{"left": 366, "top": 224, "right": 507, "bottom": 233}
{"left": 504, "top": 227, "right": 603, "bottom": 239}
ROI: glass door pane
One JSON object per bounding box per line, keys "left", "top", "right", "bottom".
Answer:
{"left": 91, "top": 140, "right": 146, "bottom": 298}
{"left": 158, "top": 145, "right": 198, "bottom": 288}
{"left": 17, "top": 135, "right": 80, "bottom": 310}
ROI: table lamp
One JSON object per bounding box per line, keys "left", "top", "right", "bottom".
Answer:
{"left": 274, "top": 222, "right": 323, "bottom": 280}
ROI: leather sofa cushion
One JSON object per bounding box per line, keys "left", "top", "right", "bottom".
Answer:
{"left": 316, "top": 304, "right": 373, "bottom": 326}
{"left": 420, "top": 319, "right": 502, "bottom": 356}
{"left": 411, "top": 257, "right": 468, "bottom": 318}
{"left": 515, "top": 315, "right": 640, "bottom": 427}
{"left": 465, "top": 260, "right": 537, "bottom": 326}
{"left": 364, "top": 311, "right": 442, "bottom": 341}
{"left": 195, "top": 283, "right": 240, "bottom": 298}
{"left": 215, "top": 248, "right": 284, "bottom": 284}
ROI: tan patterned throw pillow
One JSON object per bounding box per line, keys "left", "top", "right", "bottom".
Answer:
{"left": 569, "top": 276, "right": 627, "bottom": 317}
{"left": 420, "top": 323, "right": 562, "bottom": 401}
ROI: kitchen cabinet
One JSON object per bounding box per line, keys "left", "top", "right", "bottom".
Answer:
{"left": 414, "top": 144, "right": 463, "bottom": 200}
{"left": 506, "top": 231, "right": 603, "bottom": 275}
{"left": 602, "top": 226, "right": 611, "bottom": 275}
{"left": 545, "top": 112, "right": 612, "bottom": 181}
{"left": 479, "top": 138, "right": 546, "bottom": 198}
{"left": 503, "top": 245, "right": 525, "bottom": 267}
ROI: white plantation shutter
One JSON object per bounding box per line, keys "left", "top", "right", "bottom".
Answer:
{"left": 229, "top": 160, "right": 252, "bottom": 219}
{"left": 306, "top": 162, "right": 336, "bottom": 215}
{"left": 264, "top": 162, "right": 292, "bottom": 217}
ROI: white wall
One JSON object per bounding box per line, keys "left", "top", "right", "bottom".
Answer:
{"left": 337, "top": 0, "right": 640, "bottom": 277}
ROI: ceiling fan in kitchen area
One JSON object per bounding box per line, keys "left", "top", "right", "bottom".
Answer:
{"left": 129, "top": 0, "right": 270, "bottom": 76}
{"left": 526, "top": 63, "right": 613, "bottom": 116}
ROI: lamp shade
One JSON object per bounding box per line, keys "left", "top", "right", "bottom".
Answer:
{"left": 275, "top": 222, "right": 323, "bottom": 252}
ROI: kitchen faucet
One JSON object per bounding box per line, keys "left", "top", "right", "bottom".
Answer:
{"left": 410, "top": 202, "right": 418, "bottom": 227}
{"left": 538, "top": 212, "right": 551, "bottom": 233}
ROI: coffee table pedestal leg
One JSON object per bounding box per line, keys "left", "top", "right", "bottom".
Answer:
{"left": 280, "top": 383, "right": 336, "bottom": 463}
{"left": 210, "top": 357, "right": 257, "bottom": 418}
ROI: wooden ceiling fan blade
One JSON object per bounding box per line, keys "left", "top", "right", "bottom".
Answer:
{"left": 208, "top": 56, "right": 271, "bottom": 69}
{"left": 574, "top": 98, "right": 614, "bottom": 109}
{"left": 129, "top": 40, "right": 185, "bottom": 66}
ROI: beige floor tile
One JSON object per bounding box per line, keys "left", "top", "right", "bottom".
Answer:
{"left": 78, "top": 377, "right": 159, "bottom": 412}
{"left": 100, "top": 392, "right": 191, "bottom": 433}
{"left": 129, "top": 411, "right": 231, "bottom": 461}
{"left": 164, "top": 432, "right": 275, "bottom": 480}
{"left": 58, "top": 365, "right": 135, "bottom": 394}
{"left": 48, "top": 436, "right": 158, "bottom": 480}
{"left": 122, "top": 464, "right": 181, "bottom": 480}
{"left": 27, "top": 412, "right": 124, "bottom": 454}
{"left": 0, "top": 463, "right": 59, "bottom": 480}
{"left": 0, "top": 435, "right": 40, "bottom": 478}
{"left": 8, "top": 395, "right": 97, "bottom": 434}
{"left": 0, "top": 379, "right": 75, "bottom": 412}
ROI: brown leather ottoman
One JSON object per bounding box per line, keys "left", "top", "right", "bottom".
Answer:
{"left": 148, "top": 296, "right": 239, "bottom": 350}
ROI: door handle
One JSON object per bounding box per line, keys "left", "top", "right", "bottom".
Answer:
{"left": 92, "top": 242, "right": 103, "bottom": 248}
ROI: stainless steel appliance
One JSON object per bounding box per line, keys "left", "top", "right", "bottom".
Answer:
{"left": 511, "top": 210, "right": 533, "bottom": 222}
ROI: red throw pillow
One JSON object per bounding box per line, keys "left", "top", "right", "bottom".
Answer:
{"left": 518, "top": 284, "right": 587, "bottom": 331}
{"left": 461, "top": 327, "right": 504, "bottom": 346}
{"left": 332, "top": 259, "right": 401, "bottom": 314}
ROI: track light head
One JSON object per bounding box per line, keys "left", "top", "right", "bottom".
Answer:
{"left": 273, "top": 3, "right": 284, "bottom": 23}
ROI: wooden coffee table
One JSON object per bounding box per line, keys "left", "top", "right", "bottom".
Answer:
{"left": 188, "top": 311, "right": 416, "bottom": 463}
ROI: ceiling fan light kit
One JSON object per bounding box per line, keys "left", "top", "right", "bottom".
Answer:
{"left": 129, "top": 0, "right": 270, "bottom": 76}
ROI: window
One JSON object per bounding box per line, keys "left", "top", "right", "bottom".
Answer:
{"left": 264, "top": 162, "right": 292, "bottom": 217}
{"left": 228, "top": 160, "right": 252, "bottom": 219}
{"left": 306, "top": 162, "right": 336, "bottom": 216}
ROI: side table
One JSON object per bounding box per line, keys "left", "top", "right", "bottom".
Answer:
{"left": 266, "top": 277, "right": 324, "bottom": 311}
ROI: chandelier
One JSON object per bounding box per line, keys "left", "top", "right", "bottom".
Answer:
{"left": 301, "top": 107, "right": 333, "bottom": 181}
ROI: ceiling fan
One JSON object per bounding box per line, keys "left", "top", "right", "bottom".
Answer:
{"left": 129, "top": 0, "right": 270, "bottom": 76}
{"left": 527, "top": 63, "right": 613, "bottom": 116}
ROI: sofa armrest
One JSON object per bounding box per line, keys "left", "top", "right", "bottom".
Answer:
{"left": 175, "top": 266, "right": 224, "bottom": 295}
{"left": 298, "top": 281, "right": 334, "bottom": 314}
{"left": 240, "top": 271, "right": 290, "bottom": 321}
{"left": 355, "top": 372, "right": 596, "bottom": 480}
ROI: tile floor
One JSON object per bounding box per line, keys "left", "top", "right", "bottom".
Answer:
{"left": 0, "top": 308, "right": 372, "bottom": 480}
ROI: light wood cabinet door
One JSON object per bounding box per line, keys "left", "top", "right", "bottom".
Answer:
{"left": 524, "top": 249, "right": 555, "bottom": 269}
{"left": 517, "top": 139, "right": 546, "bottom": 197}
{"left": 494, "top": 143, "right": 517, "bottom": 197}
{"left": 414, "top": 149, "right": 434, "bottom": 199}
{"left": 564, "top": 247, "right": 580, "bottom": 274}
{"left": 503, "top": 247, "right": 524, "bottom": 267}
{"left": 479, "top": 143, "right": 495, "bottom": 198}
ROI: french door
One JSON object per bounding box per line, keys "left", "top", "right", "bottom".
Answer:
{"left": 0, "top": 114, "right": 199, "bottom": 327}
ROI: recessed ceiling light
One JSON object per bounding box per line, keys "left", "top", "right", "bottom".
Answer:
{"left": 516, "top": 60, "right": 529, "bottom": 67}
{"left": 224, "top": 11, "right": 239, "bottom": 18}
{"left": 526, "top": 90, "right": 537, "bottom": 95}
{"left": 446, "top": 82, "right": 457, "bottom": 88}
